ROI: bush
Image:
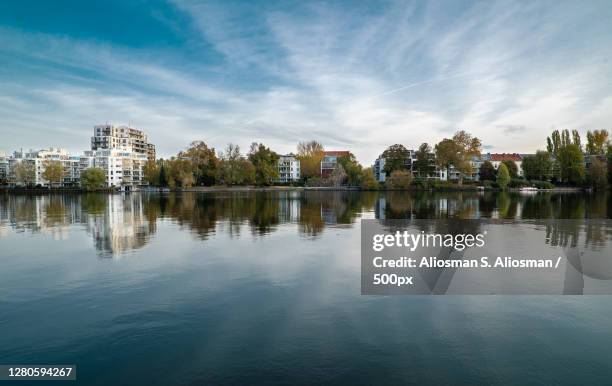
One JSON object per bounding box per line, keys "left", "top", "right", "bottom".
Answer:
{"left": 509, "top": 178, "right": 530, "bottom": 188}
{"left": 531, "top": 180, "right": 554, "bottom": 189}
{"left": 385, "top": 170, "right": 412, "bottom": 190}
{"left": 481, "top": 180, "right": 494, "bottom": 188}
{"left": 410, "top": 177, "right": 430, "bottom": 189}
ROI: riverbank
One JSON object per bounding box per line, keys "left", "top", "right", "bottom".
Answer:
{"left": 0, "top": 185, "right": 590, "bottom": 194}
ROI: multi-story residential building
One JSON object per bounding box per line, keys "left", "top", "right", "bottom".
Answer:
{"left": 0, "top": 151, "right": 8, "bottom": 184}
{"left": 92, "top": 124, "right": 156, "bottom": 161}
{"left": 320, "top": 151, "right": 350, "bottom": 177}
{"left": 8, "top": 148, "right": 80, "bottom": 187}
{"left": 373, "top": 148, "right": 445, "bottom": 182}
{"left": 80, "top": 149, "right": 148, "bottom": 189}
{"left": 277, "top": 154, "right": 300, "bottom": 183}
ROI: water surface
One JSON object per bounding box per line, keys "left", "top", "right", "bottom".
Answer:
{"left": 1, "top": 191, "right": 611, "bottom": 385}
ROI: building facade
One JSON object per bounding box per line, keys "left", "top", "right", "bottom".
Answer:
{"left": 320, "top": 151, "right": 350, "bottom": 177}
{"left": 92, "top": 124, "right": 156, "bottom": 161}
{"left": 277, "top": 154, "right": 300, "bottom": 183}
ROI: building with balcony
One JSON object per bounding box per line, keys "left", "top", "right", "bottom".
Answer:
{"left": 487, "top": 153, "right": 524, "bottom": 177}
{"left": 320, "top": 151, "right": 350, "bottom": 177}
{"left": 277, "top": 154, "right": 300, "bottom": 183}
{"left": 92, "top": 124, "right": 156, "bottom": 161}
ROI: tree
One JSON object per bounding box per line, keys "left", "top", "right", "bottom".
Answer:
{"left": 80, "top": 167, "right": 106, "bottom": 190}
{"left": 218, "top": 143, "right": 248, "bottom": 185}
{"left": 522, "top": 151, "right": 552, "bottom": 181}
{"left": 608, "top": 144, "right": 612, "bottom": 186}
{"left": 385, "top": 170, "right": 412, "bottom": 190}
{"left": 382, "top": 144, "right": 410, "bottom": 175}
{"left": 435, "top": 130, "right": 481, "bottom": 184}
{"left": 571, "top": 129, "right": 582, "bottom": 151}
{"left": 496, "top": 163, "right": 510, "bottom": 190}
{"left": 12, "top": 161, "right": 35, "bottom": 186}
{"left": 158, "top": 161, "right": 168, "bottom": 187}
{"left": 337, "top": 153, "right": 363, "bottom": 186}
{"left": 587, "top": 157, "right": 607, "bottom": 190}
{"left": 248, "top": 142, "right": 279, "bottom": 186}
{"left": 586, "top": 129, "right": 609, "bottom": 155}
{"left": 328, "top": 164, "right": 347, "bottom": 187}
{"left": 296, "top": 140, "right": 324, "bottom": 180}
{"left": 360, "top": 167, "right": 379, "bottom": 190}
{"left": 502, "top": 160, "right": 518, "bottom": 179}
{"left": 144, "top": 160, "right": 160, "bottom": 186}
{"left": 178, "top": 141, "right": 219, "bottom": 185}
{"left": 42, "top": 160, "right": 64, "bottom": 187}
{"left": 557, "top": 144, "right": 585, "bottom": 184}
{"left": 479, "top": 161, "right": 496, "bottom": 181}
{"left": 413, "top": 143, "right": 435, "bottom": 177}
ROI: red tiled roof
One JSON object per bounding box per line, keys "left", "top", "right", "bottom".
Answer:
{"left": 323, "top": 151, "right": 350, "bottom": 157}
{"left": 490, "top": 153, "right": 522, "bottom": 162}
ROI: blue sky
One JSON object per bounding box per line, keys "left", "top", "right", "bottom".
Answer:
{"left": 0, "top": 0, "right": 611, "bottom": 163}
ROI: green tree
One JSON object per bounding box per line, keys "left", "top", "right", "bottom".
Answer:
{"left": 158, "top": 161, "right": 168, "bottom": 187}
{"left": 413, "top": 143, "right": 435, "bottom": 177}
{"left": 219, "top": 143, "right": 248, "bottom": 185}
{"left": 496, "top": 162, "right": 510, "bottom": 190}
{"left": 608, "top": 144, "right": 612, "bottom": 186}
{"left": 522, "top": 151, "right": 552, "bottom": 181}
{"left": 42, "top": 160, "right": 64, "bottom": 187}
{"left": 359, "top": 167, "right": 379, "bottom": 190}
{"left": 586, "top": 129, "right": 609, "bottom": 155}
{"left": 502, "top": 160, "right": 518, "bottom": 179}
{"left": 479, "top": 160, "right": 496, "bottom": 181}
{"left": 248, "top": 142, "right": 279, "bottom": 186}
{"left": 12, "top": 161, "right": 35, "bottom": 186}
{"left": 587, "top": 157, "right": 607, "bottom": 190}
{"left": 385, "top": 170, "right": 412, "bottom": 190}
{"left": 338, "top": 152, "right": 363, "bottom": 186}
{"left": 80, "top": 167, "right": 106, "bottom": 190}
{"left": 557, "top": 143, "right": 585, "bottom": 184}
{"left": 382, "top": 144, "right": 410, "bottom": 175}
{"left": 296, "top": 140, "right": 324, "bottom": 180}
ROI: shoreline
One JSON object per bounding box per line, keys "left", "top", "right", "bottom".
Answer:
{"left": 0, "top": 185, "right": 590, "bottom": 194}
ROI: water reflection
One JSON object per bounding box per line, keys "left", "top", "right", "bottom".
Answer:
{"left": 0, "top": 191, "right": 609, "bottom": 257}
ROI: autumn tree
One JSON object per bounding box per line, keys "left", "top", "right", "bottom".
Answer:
{"left": 586, "top": 129, "right": 609, "bottom": 155}
{"left": 218, "top": 144, "right": 253, "bottom": 185}
{"left": 360, "top": 167, "right": 379, "bottom": 190}
{"left": 435, "top": 130, "right": 481, "bottom": 184}
{"left": 296, "top": 140, "right": 324, "bottom": 180}
{"left": 42, "top": 160, "right": 65, "bottom": 187}
{"left": 12, "top": 161, "right": 35, "bottom": 186}
{"left": 178, "top": 141, "right": 219, "bottom": 185}
{"left": 587, "top": 158, "right": 607, "bottom": 190}
{"left": 385, "top": 170, "right": 412, "bottom": 190}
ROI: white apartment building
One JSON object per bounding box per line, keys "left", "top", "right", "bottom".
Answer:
{"left": 373, "top": 148, "right": 446, "bottom": 182}
{"left": 277, "top": 154, "right": 300, "bottom": 183}
{"left": 92, "top": 124, "right": 156, "bottom": 161}
{"left": 80, "top": 149, "right": 148, "bottom": 188}
{"left": 0, "top": 151, "right": 8, "bottom": 184}
{"left": 8, "top": 148, "right": 80, "bottom": 187}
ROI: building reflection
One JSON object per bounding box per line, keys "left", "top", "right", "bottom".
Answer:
{"left": 0, "top": 190, "right": 609, "bottom": 259}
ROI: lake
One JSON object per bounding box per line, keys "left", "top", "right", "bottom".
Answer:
{"left": 1, "top": 191, "right": 611, "bottom": 385}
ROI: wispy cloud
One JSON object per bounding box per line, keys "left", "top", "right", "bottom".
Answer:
{"left": 0, "top": 0, "right": 611, "bottom": 164}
